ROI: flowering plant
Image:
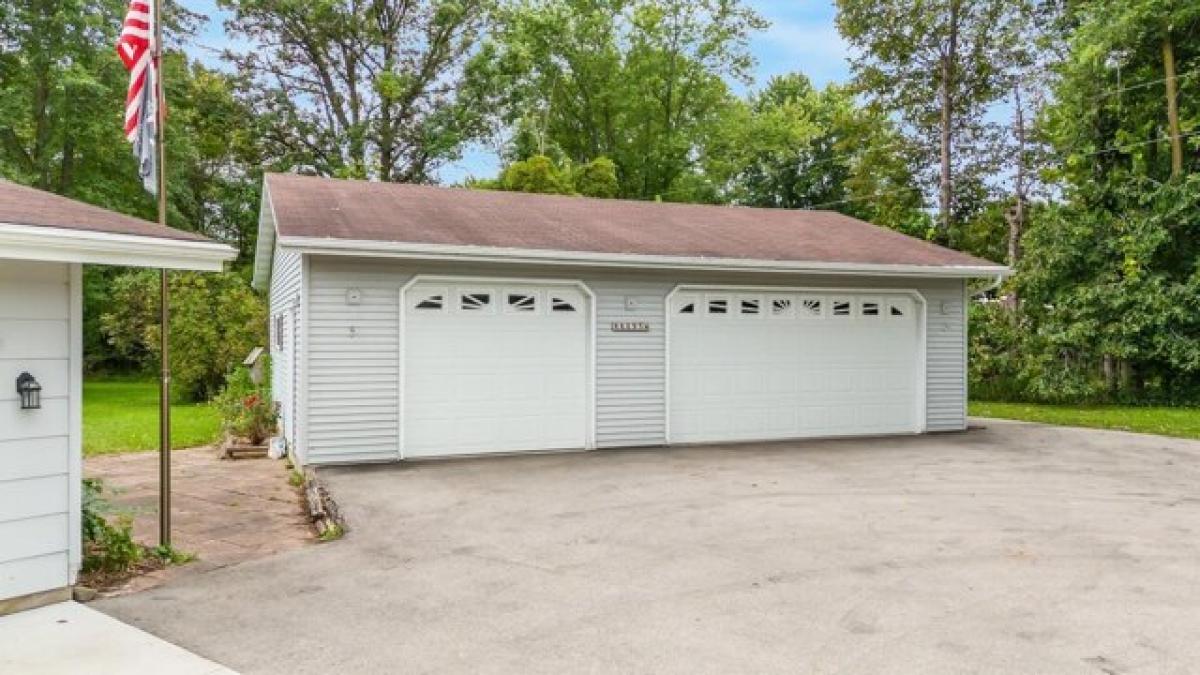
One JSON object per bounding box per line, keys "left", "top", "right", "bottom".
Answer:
{"left": 214, "top": 367, "right": 278, "bottom": 445}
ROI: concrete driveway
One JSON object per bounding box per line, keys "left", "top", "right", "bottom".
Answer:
{"left": 96, "top": 420, "right": 1200, "bottom": 674}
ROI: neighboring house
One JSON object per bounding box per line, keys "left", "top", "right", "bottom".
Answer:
{"left": 0, "top": 181, "right": 234, "bottom": 613}
{"left": 252, "top": 173, "right": 1008, "bottom": 465}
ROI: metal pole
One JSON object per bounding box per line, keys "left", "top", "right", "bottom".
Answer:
{"left": 155, "top": 0, "right": 171, "bottom": 548}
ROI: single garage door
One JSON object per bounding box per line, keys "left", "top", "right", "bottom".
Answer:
{"left": 669, "top": 289, "right": 922, "bottom": 444}
{"left": 403, "top": 281, "right": 589, "bottom": 458}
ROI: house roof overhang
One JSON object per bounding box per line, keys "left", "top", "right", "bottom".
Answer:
{"left": 0, "top": 222, "right": 235, "bottom": 271}
{"left": 274, "top": 234, "right": 1011, "bottom": 279}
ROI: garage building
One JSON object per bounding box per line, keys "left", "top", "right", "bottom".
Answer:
{"left": 252, "top": 173, "right": 1008, "bottom": 465}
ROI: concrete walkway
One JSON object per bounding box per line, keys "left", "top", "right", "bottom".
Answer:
{"left": 97, "top": 421, "right": 1200, "bottom": 673}
{"left": 85, "top": 448, "right": 312, "bottom": 593}
{"left": 0, "top": 602, "right": 235, "bottom": 674}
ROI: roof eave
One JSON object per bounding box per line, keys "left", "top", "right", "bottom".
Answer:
{"left": 277, "top": 235, "right": 1011, "bottom": 279}
{"left": 251, "top": 182, "right": 278, "bottom": 290}
{"left": 0, "top": 222, "right": 235, "bottom": 271}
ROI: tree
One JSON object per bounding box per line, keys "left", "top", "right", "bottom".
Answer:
{"left": 501, "top": 155, "right": 574, "bottom": 194}
{"left": 474, "top": 154, "right": 619, "bottom": 198}
{"left": 0, "top": 0, "right": 145, "bottom": 209}
{"left": 970, "top": 0, "right": 1200, "bottom": 403}
{"left": 835, "top": 0, "right": 1033, "bottom": 244}
{"left": 101, "top": 270, "right": 267, "bottom": 401}
{"left": 475, "top": 0, "right": 765, "bottom": 199}
{"left": 572, "top": 156, "right": 618, "bottom": 197}
{"left": 219, "top": 0, "right": 493, "bottom": 182}
{"left": 702, "top": 74, "right": 930, "bottom": 236}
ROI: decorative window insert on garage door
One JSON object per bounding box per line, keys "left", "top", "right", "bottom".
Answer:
{"left": 666, "top": 286, "right": 926, "bottom": 445}
{"left": 399, "top": 277, "right": 596, "bottom": 459}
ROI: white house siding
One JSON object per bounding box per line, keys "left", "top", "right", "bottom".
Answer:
{"left": 923, "top": 278, "right": 969, "bottom": 431}
{"left": 305, "top": 258, "right": 401, "bottom": 463}
{"left": 269, "top": 245, "right": 304, "bottom": 463}
{"left": 294, "top": 256, "right": 970, "bottom": 463}
{"left": 590, "top": 279, "right": 671, "bottom": 448}
{"left": 0, "top": 261, "right": 77, "bottom": 601}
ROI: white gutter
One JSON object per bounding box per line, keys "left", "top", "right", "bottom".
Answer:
{"left": 0, "top": 222, "right": 235, "bottom": 271}
{"left": 278, "top": 235, "right": 1012, "bottom": 279}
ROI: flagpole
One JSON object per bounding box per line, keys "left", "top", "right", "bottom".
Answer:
{"left": 154, "top": 0, "right": 171, "bottom": 548}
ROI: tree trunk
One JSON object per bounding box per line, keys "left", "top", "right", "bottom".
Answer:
{"left": 1008, "top": 85, "right": 1027, "bottom": 267}
{"left": 938, "top": 1, "right": 958, "bottom": 244}
{"left": 1163, "top": 35, "right": 1183, "bottom": 177}
{"left": 1102, "top": 355, "right": 1117, "bottom": 396}
{"left": 1119, "top": 359, "right": 1134, "bottom": 395}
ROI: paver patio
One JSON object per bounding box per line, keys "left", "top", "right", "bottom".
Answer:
{"left": 84, "top": 447, "right": 313, "bottom": 593}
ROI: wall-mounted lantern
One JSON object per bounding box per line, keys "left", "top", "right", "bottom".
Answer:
{"left": 16, "top": 372, "right": 41, "bottom": 410}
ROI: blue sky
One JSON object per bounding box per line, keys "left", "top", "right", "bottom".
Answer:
{"left": 185, "top": 0, "right": 851, "bottom": 182}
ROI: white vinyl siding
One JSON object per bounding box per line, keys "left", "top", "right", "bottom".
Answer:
{"left": 591, "top": 280, "right": 670, "bottom": 448}
{"left": 923, "top": 279, "right": 969, "bottom": 431}
{"left": 269, "top": 245, "right": 304, "bottom": 462}
{"left": 0, "top": 261, "right": 73, "bottom": 600}
{"left": 306, "top": 259, "right": 401, "bottom": 463}
{"left": 291, "top": 257, "right": 970, "bottom": 462}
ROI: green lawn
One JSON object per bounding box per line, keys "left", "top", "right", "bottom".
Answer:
{"left": 84, "top": 378, "right": 222, "bottom": 456}
{"left": 970, "top": 401, "right": 1200, "bottom": 440}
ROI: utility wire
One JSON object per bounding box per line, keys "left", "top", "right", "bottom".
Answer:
{"left": 1088, "top": 67, "right": 1199, "bottom": 103}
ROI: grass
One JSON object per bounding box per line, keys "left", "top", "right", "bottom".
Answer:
{"left": 84, "top": 378, "right": 222, "bottom": 456}
{"left": 969, "top": 401, "right": 1200, "bottom": 440}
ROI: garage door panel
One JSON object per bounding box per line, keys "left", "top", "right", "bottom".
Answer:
{"left": 670, "top": 289, "right": 920, "bottom": 444}
{"left": 404, "top": 282, "right": 588, "bottom": 457}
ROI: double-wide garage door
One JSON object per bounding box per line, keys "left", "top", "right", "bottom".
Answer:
{"left": 403, "top": 281, "right": 589, "bottom": 458}
{"left": 669, "top": 290, "right": 922, "bottom": 443}
{"left": 402, "top": 280, "right": 923, "bottom": 457}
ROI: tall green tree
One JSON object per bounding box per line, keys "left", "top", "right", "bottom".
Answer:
{"left": 219, "top": 0, "right": 493, "bottom": 182}
{"left": 475, "top": 0, "right": 765, "bottom": 199}
{"left": 702, "top": 73, "right": 930, "bottom": 236}
{"left": 970, "top": 0, "right": 1200, "bottom": 403}
{"left": 835, "top": 0, "right": 1034, "bottom": 244}
{"left": 0, "top": 0, "right": 143, "bottom": 209}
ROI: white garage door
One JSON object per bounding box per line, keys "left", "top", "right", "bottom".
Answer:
{"left": 402, "top": 281, "right": 589, "bottom": 458}
{"left": 669, "top": 289, "right": 922, "bottom": 444}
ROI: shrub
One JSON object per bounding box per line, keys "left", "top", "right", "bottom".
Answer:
{"left": 81, "top": 479, "right": 142, "bottom": 574}
{"left": 214, "top": 365, "right": 278, "bottom": 444}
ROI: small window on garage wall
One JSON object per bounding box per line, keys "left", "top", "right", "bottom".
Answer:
{"left": 739, "top": 297, "right": 762, "bottom": 316}
{"left": 413, "top": 288, "right": 447, "bottom": 311}
{"left": 272, "top": 314, "right": 284, "bottom": 351}
{"left": 459, "top": 290, "right": 494, "bottom": 313}
{"left": 831, "top": 299, "right": 852, "bottom": 317}
{"left": 706, "top": 295, "right": 730, "bottom": 315}
{"left": 769, "top": 296, "right": 795, "bottom": 318}
{"left": 550, "top": 295, "right": 578, "bottom": 313}
{"left": 799, "top": 296, "right": 824, "bottom": 318}
{"left": 675, "top": 294, "right": 698, "bottom": 315}
{"left": 860, "top": 298, "right": 881, "bottom": 317}
{"left": 505, "top": 290, "right": 538, "bottom": 314}
{"left": 888, "top": 297, "right": 913, "bottom": 318}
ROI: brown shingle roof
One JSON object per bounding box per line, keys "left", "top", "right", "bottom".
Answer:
{"left": 265, "top": 173, "right": 1001, "bottom": 269}
{"left": 0, "top": 180, "right": 211, "bottom": 242}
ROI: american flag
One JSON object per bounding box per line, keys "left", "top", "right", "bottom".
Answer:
{"left": 116, "top": 0, "right": 159, "bottom": 195}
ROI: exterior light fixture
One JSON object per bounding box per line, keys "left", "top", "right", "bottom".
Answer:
{"left": 16, "top": 372, "right": 41, "bottom": 410}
